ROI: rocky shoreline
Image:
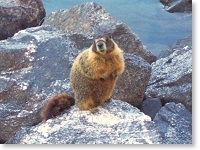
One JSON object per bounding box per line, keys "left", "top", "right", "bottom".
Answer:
{"left": 0, "top": 0, "right": 192, "bottom": 144}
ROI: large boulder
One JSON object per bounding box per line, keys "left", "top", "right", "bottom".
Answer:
{"left": 43, "top": 2, "right": 156, "bottom": 64}
{"left": 0, "top": 0, "right": 46, "bottom": 40}
{"left": 0, "top": 25, "right": 77, "bottom": 143}
{"left": 6, "top": 100, "right": 163, "bottom": 144}
{"left": 113, "top": 53, "right": 151, "bottom": 107}
{"left": 154, "top": 102, "right": 192, "bottom": 144}
{"left": 145, "top": 35, "right": 192, "bottom": 112}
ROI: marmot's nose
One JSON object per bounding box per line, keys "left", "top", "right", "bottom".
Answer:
{"left": 97, "top": 42, "right": 103, "bottom": 48}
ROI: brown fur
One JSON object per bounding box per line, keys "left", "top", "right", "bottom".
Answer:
{"left": 40, "top": 93, "right": 75, "bottom": 121}
{"left": 40, "top": 34, "right": 125, "bottom": 121}
{"left": 70, "top": 34, "right": 124, "bottom": 110}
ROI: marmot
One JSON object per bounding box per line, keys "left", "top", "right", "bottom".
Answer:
{"left": 40, "top": 34, "right": 125, "bottom": 121}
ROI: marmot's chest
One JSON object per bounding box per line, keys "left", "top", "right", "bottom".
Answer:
{"left": 93, "top": 55, "right": 119, "bottom": 65}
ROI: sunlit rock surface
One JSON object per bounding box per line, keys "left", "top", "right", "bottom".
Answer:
{"left": 6, "top": 100, "right": 163, "bottom": 144}
{"left": 145, "top": 36, "right": 192, "bottom": 112}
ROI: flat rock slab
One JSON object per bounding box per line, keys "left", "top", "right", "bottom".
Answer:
{"left": 6, "top": 100, "right": 163, "bottom": 144}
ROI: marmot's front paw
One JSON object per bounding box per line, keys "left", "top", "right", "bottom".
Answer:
{"left": 111, "top": 70, "right": 118, "bottom": 78}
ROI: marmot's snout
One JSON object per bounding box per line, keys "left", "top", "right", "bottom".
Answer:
{"left": 97, "top": 41, "right": 104, "bottom": 49}
{"left": 96, "top": 40, "right": 107, "bottom": 54}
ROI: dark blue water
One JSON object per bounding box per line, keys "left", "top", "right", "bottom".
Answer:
{"left": 42, "top": 0, "right": 192, "bottom": 56}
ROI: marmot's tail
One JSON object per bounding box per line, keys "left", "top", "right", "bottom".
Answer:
{"left": 40, "top": 93, "right": 75, "bottom": 121}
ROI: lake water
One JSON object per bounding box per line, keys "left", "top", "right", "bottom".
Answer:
{"left": 42, "top": 0, "right": 192, "bottom": 57}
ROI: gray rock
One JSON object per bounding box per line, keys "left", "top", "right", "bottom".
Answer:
{"left": 0, "top": 25, "right": 77, "bottom": 142}
{"left": 140, "top": 98, "right": 162, "bottom": 120}
{"left": 160, "top": 0, "right": 192, "bottom": 13}
{"left": 0, "top": 2, "right": 193, "bottom": 144}
{"left": 6, "top": 100, "right": 163, "bottom": 144}
{"left": 113, "top": 53, "right": 151, "bottom": 107}
{"left": 145, "top": 36, "right": 192, "bottom": 112}
{"left": 158, "top": 35, "right": 192, "bottom": 59}
{"left": 0, "top": 0, "right": 46, "bottom": 40}
{"left": 154, "top": 102, "right": 192, "bottom": 144}
{"left": 43, "top": 2, "right": 156, "bottom": 64}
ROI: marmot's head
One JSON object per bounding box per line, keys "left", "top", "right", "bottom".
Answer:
{"left": 92, "top": 34, "right": 115, "bottom": 55}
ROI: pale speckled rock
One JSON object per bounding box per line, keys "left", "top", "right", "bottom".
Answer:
{"left": 6, "top": 100, "right": 163, "bottom": 144}
{"left": 145, "top": 37, "right": 192, "bottom": 112}
{"left": 154, "top": 102, "right": 192, "bottom": 144}
{"left": 43, "top": 2, "right": 156, "bottom": 64}
{"left": 0, "top": 0, "right": 46, "bottom": 40}
{"left": 0, "top": 25, "right": 77, "bottom": 142}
